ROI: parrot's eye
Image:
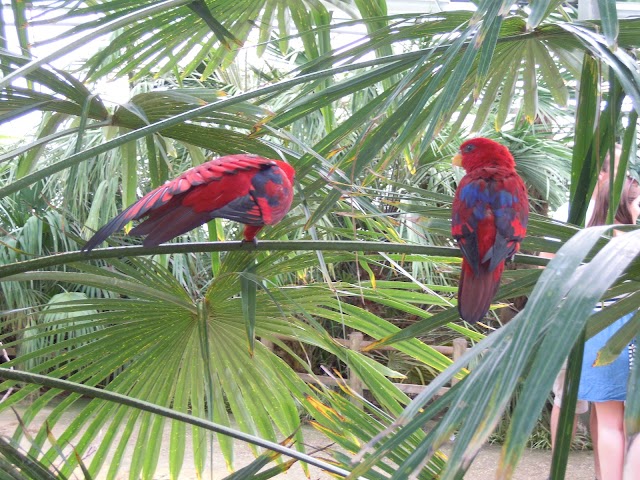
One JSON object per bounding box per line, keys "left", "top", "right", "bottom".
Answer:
{"left": 463, "top": 144, "right": 476, "bottom": 153}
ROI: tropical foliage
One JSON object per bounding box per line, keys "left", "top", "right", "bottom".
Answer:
{"left": 0, "top": 0, "right": 639, "bottom": 479}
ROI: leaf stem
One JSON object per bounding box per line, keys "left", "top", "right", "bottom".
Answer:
{"left": 0, "top": 240, "right": 548, "bottom": 278}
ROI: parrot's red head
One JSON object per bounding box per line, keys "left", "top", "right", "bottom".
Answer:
{"left": 452, "top": 137, "right": 515, "bottom": 173}
{"left": 275, "top": 160, "right": 296, "bottom": 185}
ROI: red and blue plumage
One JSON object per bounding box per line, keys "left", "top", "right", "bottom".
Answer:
{"left": 82, "top": 154, "right": 295, "bottom": 251}
{"left": 451, "top": 138, "right": 528, "bottom": 323}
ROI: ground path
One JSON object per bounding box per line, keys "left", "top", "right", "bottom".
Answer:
{"left": 0, "top": 402, "right": 594, "bottom": 479}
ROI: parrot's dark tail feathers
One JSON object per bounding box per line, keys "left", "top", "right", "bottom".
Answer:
{"left": 81, "top": 214, "right": 132, "bottom": 252}
{"left": 457, "top": 261, "right": 503, "bottom": 323}
{"left": 81, "top": 226, "right": 115, "bottom": 253}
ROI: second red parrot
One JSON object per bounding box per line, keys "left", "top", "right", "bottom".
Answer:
{"left": 451, "top": 138, "right": 529, "bottom": 323}
{"left": 82, "top": 154, "right": 295, "bottom": 251}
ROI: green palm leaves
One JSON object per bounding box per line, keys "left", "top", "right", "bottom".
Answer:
{"left": 1, "top": 0, "right": 640, "bottom": 478}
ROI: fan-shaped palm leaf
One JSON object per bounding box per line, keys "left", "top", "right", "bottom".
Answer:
{"left": 1, "top": 248, "right": 480, "bottom": 478}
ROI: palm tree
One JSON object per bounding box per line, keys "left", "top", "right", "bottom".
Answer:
{"left": 1, "top": 0, "right": 639, "bottom": 478}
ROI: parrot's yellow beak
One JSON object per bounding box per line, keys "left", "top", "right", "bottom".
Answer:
{"left": 452, "top": 153, "right": 463, "bottom": 167}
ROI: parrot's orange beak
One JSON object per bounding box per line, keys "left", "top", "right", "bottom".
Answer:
{"left": 452, "top": 153, "right": 463, "bottom": 167}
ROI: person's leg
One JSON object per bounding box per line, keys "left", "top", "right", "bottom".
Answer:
{"left": 624, "top": 434, "right": 640, "bottom": 480}
{"left": 591, "top": 407, "right": 600, "bottom": 480}
{"left": 551, "top": 403, "right": 560, "bottom": 450}
{"left": 550, "top": 368, "right": 580, "bottom": 451}
{"left": 593, "top": 401, "right": 625, "bottom": 480}
{"left": 550, "top": 404, "right": 578, "bottom": 449}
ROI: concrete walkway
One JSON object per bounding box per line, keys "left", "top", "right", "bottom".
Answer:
{"left": 0, "top": 402, "right": 595, "bottom": 479}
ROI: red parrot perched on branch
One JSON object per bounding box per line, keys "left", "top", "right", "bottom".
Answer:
{"left": 451, "top": 138, "right": 528, "bottom": 323}
{"left": 82, "top": 154, "right": 295, "bottom": 251}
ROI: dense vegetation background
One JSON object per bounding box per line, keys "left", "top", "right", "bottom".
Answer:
{"left": 0, "top": 0, "right": 639, "bottom": 478}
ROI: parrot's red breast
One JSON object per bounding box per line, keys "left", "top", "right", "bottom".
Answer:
{"left": 451, "top": 138, "right": 528, "bottom": 323}
{"left": 82, "top": 154, "right": 295, "bottom": 251}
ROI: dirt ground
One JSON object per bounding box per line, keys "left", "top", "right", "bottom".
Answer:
{"left": 0, "top": 401, "right": 595, "bottom": 479}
